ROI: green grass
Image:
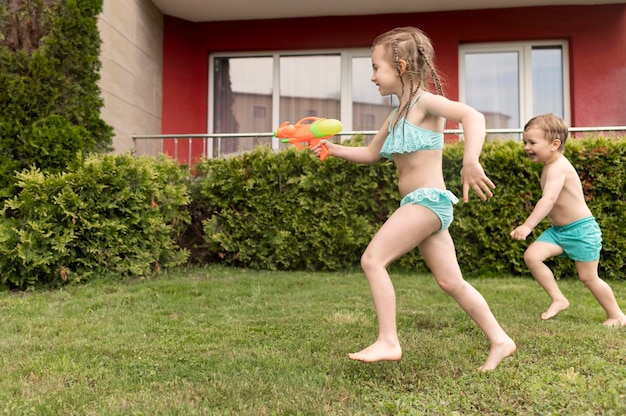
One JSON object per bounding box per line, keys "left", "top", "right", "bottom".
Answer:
{"left": 1, "top": 266, "right": 625, "bottom": 415}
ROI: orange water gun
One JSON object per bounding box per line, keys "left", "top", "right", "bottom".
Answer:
{"left": 274, "top": 117, "right": 342, "bottom": 161}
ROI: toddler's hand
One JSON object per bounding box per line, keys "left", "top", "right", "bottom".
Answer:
{"left": 510, "top": 225, "right": 531, "bottom": 240}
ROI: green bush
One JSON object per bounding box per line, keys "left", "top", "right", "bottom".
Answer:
{"left": 444, "top": 140, "right": 547, "bottom": 277}
{"left": 0, "top": 154, "right": 190, "bottom": 289}
{"left": 187, "top": 136, "right": 626, "bottom": 280}
{"left": 446, "top": 137, "right": 626, "bottom": 280}
{"left": 0, "top": 136, "right": 620, "bottom": 288}
{"left": 192, "top": 144, "right": 397, "bottom": 270}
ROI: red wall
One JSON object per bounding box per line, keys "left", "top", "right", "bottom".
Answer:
{"left": 161, "top": 17, "right": 208, "bottom": 163}
{"left": 162, "top": 4, "right": 626, "bottom": 146}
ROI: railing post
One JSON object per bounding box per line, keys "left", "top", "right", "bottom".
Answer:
{"left": 188, "top": 137, "right": 192, "bottom": 169}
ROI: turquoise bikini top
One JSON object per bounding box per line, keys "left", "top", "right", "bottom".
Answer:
{"left": 379, "top": 93, "right": 444, "bottom": 160}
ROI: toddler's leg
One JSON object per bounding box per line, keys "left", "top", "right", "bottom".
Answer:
{"left": 576, "top": 261, "right": 626, "bottom": 327}
{"left": 524, "top": 242, "right": 570, "bottom": 320}
{"left": 420, "top": 231, "right": 516, "bottom": 371}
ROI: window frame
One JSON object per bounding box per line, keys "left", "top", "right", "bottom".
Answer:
{"left": 458, "top": 40, "right": 570, "bottom": 134}
{"left": 208, "top": 49, "right": 373, "bottom": 154}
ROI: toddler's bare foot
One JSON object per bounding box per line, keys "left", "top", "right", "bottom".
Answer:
{"left": 602, "top": 316, "right": 626, "bottom": 328}
{"left": 541, "top": 299, "right": 570, "bottom": 320}
{"left": 348, "top": 340, "right": 402, "bottom": 363}
{"left": 478, "top": 338, "right": 516, "bottom": 372}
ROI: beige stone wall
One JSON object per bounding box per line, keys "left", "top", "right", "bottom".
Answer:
{"left": 98, "top": 0, "right": 163, "bottom": 155}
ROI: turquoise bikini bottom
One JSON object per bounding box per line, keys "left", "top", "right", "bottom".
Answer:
{"left": 400, "top": 188, "right": 459, "bottom": 231}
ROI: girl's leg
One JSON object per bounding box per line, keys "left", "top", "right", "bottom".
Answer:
{"left": 419, "top": 231, "right": 516, "bottom": 371}
{"left": 524, "top": 242, "right": 570, "bottom": 320}
{"left": 348, "top": 204, "right": 440, "bottom": 363}
{"left": 575, "top": 260, "right": 626, "bottom": 327}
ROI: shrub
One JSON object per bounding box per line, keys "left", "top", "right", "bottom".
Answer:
{"left": 0, "top": 154, "right": 190, "bottom": 289}
{"left": 187, "top": 136, "right": 626, "bottom": 280}
{"left": 191, "top": 144, "right": 397, "bottom": 271}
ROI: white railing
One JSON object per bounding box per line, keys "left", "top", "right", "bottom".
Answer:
{"left": 133, "top": 126, "right": 626, "bottom": 161}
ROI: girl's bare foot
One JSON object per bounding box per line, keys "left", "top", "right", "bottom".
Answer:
{"left": 602, "top": 316, "right": 626, "bottom": 328}
{"left": 541, "top": 298, "right": 570, "bottom": 320}
{"left": 348, "top": 340, "right": 402, "bottom": 363}
{"left": 478, "top": 338, "right": 516, "bottom": 372}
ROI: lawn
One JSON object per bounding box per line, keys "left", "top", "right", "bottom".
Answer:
{"left": 0, "top": 266, "right": 624, "bottom": 415}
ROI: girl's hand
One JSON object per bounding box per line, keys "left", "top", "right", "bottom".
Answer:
{"left": 311, "top": 139, "right": 329, "bottom": 158}
{"left": 460, "top": 161, "right": 495, "bottom": 202}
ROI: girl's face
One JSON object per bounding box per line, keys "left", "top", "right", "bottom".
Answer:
{"left": 522, "top": 127, "right": 561, "bottom": 163}
{"left": 371, "top": 45, "right": 401, "bottom": 97}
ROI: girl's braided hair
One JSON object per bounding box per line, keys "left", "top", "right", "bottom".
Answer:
{"left": 372, "top": 27, "right": 444, "bottom": 131}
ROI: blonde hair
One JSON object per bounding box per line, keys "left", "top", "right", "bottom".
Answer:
{"left": 524, "top": 114, "right": 569, "bottom": 150}
{"left": 372, "top": 27, "right": 444, "bottom": 129}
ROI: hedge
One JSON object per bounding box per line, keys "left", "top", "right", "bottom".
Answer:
{"left": 0, "top": 154, "right": 190, "bottom": 289}
{"left": 1, "top": 136, "right": 623, "bottom": 290}
{"left": 186, "top": 136, "right": 626, "bottom": 280}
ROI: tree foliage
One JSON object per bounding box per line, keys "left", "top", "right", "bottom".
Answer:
{"left": 0, "top": 0, "right": 112, "bottom": 197}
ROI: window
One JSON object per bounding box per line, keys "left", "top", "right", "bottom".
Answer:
{"left": 459, "top": 41, "right": 569, "bottom": 139}
{"left": 212, "top": 56, "right": 273, "bottom": 155}
{"left": 210, "top": 50, "right": 394, "bottom": 156}
{"left": 253, "top": 106, "right": 267, "bottom": 118}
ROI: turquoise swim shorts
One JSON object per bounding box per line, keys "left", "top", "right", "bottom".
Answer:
{"left": 536, "top": 216, "right": 602, "bottom": 262}
{"left": 400, "top": 188, "right": 459, "bottom": 231}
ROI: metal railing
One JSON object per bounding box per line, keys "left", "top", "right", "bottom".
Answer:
{"left": 133, "top": 126, "right": 626, "bottom": 161}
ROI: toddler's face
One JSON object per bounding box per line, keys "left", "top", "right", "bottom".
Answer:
{"left": 522, "top": 128, "right": 559, "bottom": 163}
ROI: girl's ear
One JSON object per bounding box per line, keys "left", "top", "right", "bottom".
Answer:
{"left": 398, "top": 59, "right": 407, "bottom": 75}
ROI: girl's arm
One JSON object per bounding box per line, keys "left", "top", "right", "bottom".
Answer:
{"left": 419, "top": 93, "right": 495, "bottom": 202}
{"left": 312, "top": 113, "right": 391, "bottom": 164}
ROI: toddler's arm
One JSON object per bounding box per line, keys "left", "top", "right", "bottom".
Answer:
{"left": 510, "top": 163, "right": 565, "bottom": 239}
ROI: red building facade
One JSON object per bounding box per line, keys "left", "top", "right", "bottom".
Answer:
{"left": 160, "top": 4, "right": 626, "bottom": 163}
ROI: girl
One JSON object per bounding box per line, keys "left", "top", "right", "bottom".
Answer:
{"left": 313, "top": 27, "right": 516, "bottom": 371}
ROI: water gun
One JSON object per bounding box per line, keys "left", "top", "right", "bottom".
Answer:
{"left": 274, "top": 117, "right": 342, "bottom": 161}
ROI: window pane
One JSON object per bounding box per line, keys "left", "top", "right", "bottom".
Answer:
{"left": 532, "top": 46, "right": 564, "bottom": 118}
{"left": 279, "top": 55, "right": 340, "bottom": 122}
{"left": 464, "top": 52, "right": 520, "bottom": 130}
{"left": 352, "top": 57, "right": 394, "bottom": 143}
{"left": 214, "top": 57, "right": 273, "bottom": 155}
